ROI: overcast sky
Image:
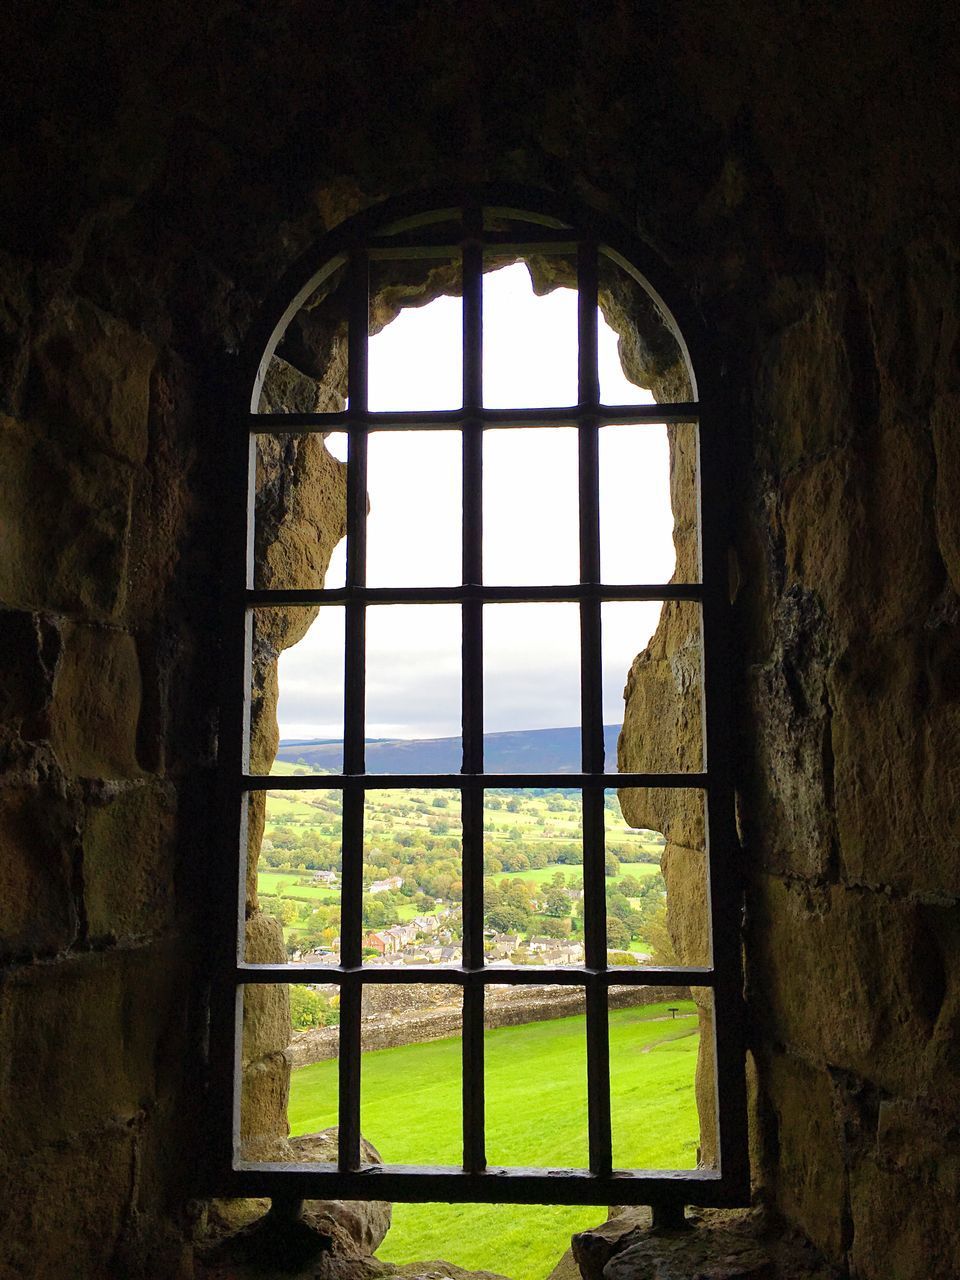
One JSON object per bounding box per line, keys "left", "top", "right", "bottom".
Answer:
{"left": 276, "top": 263, "right": 675, "bottom": 742}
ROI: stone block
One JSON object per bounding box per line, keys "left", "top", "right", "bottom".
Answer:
{"left": 849, "top": 1147, "right": 960, "bottom": 1280}
{"left": 244, "top": 908, "right": 286, "bottom": 964}
{"left": 0, "top": 944, "right": 187, "bottom": 1156}
{"left": 82, "top": 781, "right": 177, "bottom": 942}
{"left": 750, "top": 876, "right": 960, "bottom": 1101}
{"left": 831, "top": 629, "right": 960, "bottom": 897}
{"left": 661, "top": 843, "right": 710, "bottom": 967}
{"left": 761, "top": 1052, "right": 848, "bottom": 1264}
{"left": 932, "top": 392, "right": 960, "bottom": 596}
{"left": 242, "top": 917, "right": 291, "bottom": 1064}
{"left": 755, "top": 287, "right": 854, "bottom": 476}
{"left": 0, "top": 1125, "right": 135, "bottom": 1278}
{"left": 0, "top": 785, "right": 78, "bottom": 959}
{"left": 0, "top": 608, "right": 59, "bottom": 737}
{"left": 0, "top": 414, "right": 133, "bottom": 617}
{"left": 618, "top": 597, "right": 704, "bottom": 851}
{"left": 781, "top": 428, "right": 940, "bottom": 638}
{"left": 31, "top": 297, "right": 155, "bottom": 465}
{"left": 741, "top": 590, "right": 836, "bottom": 881}
{"left": 49, "top": 621, "right": 142, "bottom": 778}
{"left": 240, "top": 1051, "right": 291, "bottom": 1153}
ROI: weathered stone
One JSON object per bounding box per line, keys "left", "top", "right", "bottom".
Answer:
{"left": 845, "top": 1100, "right": 960, "bottom": 1280}
{"left": 242, "top": 940, "right": 291, "bottom": 1063}
{"left": 0, "top": 607, "right": 60, "bottom": 737}
{"left": 240, "top": 1051, "right": 291, "bottom": 1155}
{"left": 751, "top": 875, "right": 960, "bottom": 1101}
{"left": 254, "top": 435, "right": 347, "bottom": 597}
{"left": 758, "top": 1054, "right": 848, "bottom": 1262}
{"left": 931, "top": 392, "right": 960, "bottom": 596}
{"left": 830, "top": 628, "right": 960, "bottom": 897}
{"left": 49, "top": 621, "right": 142, "bottom": 778}
{"left": 755, "top": 288, "right": 856, "bottom": 477}
{"left": 289, "top": 1130, "right": 391, "bottom": 1254}
{"left": 0, "top": 413, "right": 134, "bottom": 617}
{"left": 575, "top": 1207, "right": 835, "bottom": 1280}
{"left": 0, "top": 944, "right": 188, "bottom": 1156}
{"left": 205, "top": 1129, "right": 389, "bottom": 1260}
{"left": 572, "top": 1207, "right": 651, "bottom": 1280}
{"left": 0, "top": 784, "right": 78, "bottom": 959}
{"left": 741, "top": 587, "right": 836, "bottom": 881}
{"left": 83, "top": 780, "right": 177, "bottom": 941}
{"left": 31, "top": 296, "right": 156, "bottom": 465}
{"left": 545, "top": 1246, "right": 583, "bottom": 1280}
{"left": 0, "top": 1125, "right": 139, "bottom": 1279}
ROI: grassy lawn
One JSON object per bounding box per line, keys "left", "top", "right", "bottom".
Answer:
{"left": 288, "top": 1001, "right": 698, "bottom": 1279}
{"left": 492, "top": 864, "right": 660, "bottom": 891}
{"left": 258, "top": 869, "right": 339, "bottom": 902}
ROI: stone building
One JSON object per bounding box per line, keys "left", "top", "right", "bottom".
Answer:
{"left": 1, "top": 3, "right": 958, "bottom": 1278}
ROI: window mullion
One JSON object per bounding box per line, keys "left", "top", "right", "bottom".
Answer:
{"left": 338, "top": 247, "right": 369, "bottom": 1172}
{"left": 577, "top": 239, "right": 612, "bottom": 1176}
{"left": 460, "top": 203, "right": 486, "bottom": 1173}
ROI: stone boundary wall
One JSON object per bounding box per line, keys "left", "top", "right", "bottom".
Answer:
{"left": 288, "top": 983, "right": 689, "bottom": 1068}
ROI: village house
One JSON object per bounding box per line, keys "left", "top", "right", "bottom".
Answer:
{"left": 368, "top": 875, "right": 403, "bottom": 894}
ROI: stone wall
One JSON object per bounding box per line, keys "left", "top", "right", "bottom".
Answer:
{"left": 289, "top": 984, "right": 686, "bottom": 1068}
{"left": 1, "top": 4, "right": 957, "bottom": 1277}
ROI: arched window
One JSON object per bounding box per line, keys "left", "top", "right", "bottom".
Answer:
{"left": 214, "top": 191, "right": 747, "bottom": 1220}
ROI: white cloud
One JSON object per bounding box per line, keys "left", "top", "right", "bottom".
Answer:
{"left": 277, "top": 264, "right": 677, "bottom": 742}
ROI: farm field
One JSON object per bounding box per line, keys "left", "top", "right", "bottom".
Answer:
{"left": 257, "top": 753, "right": 671, "bottom": 964}
{"left": 288, "top": 1000, "right": 699, "bottom": 1279}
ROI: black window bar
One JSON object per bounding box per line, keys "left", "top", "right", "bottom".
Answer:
{"left": 214, "top": 192, "right": 748, "bottom": 1214}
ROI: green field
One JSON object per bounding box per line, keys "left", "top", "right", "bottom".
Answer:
{"left": 288, "top": 1001, "right": 699, "bottom": 1279}
{"left": 258, "top": 869, "right": 339, "bottom": 902}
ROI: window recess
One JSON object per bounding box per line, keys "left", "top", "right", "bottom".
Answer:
{"left": 215, "top": 190, "right": 747, "bottom": 1214}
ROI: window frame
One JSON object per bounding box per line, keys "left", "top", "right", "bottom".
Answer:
{"left": 212, "top": 188, "right": 748, "bottom": 1214}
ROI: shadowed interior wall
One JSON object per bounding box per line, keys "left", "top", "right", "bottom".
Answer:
{"left": 0, "top": 3, "right": 957, "bottom": 1277}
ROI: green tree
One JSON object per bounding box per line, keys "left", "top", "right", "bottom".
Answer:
{"left": 644, "top": 903, "right": 679, "bottom": 966}
{"left": 289, "top": 984, "right": 335, "bottom": 1029}
{"left": 606, "top": 916, "right": 631, "bottom": 951}
{"left": 544, "top": 886, "right": 569, "bottom": 918}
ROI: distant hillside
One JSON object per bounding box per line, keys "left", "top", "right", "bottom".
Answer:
{"left": 276, "top": 725, "right": 622, "bottom": 774}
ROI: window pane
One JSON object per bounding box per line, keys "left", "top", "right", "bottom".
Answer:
{"left": 362, "top": 789, "right": 462, "bottom": 968}
{"left": 365, "top": 605, "right": 462, "bottom": 764}
{"left": 598, "top": 254, "right": 691, "bottom": 406}
{"left": 255, "top": 257, "right": 349, "bottom": 416}
{"left": 605, "top": 788, "right": 709, "bottom": 969}
{"left": 483, "top": 603, "right": 581, "bottom": 770}
{"left": 322, "top": 431, "right": 348, "bottom": 588}
{"left": 285, "top": 982, "right": 342, "bottom": 1157}
{"left": 248, "top": 607, "right": 345, "bottom": 776}
{"left": 484, "top": 984, "right": 588, "bottom": 1168}
{"left": 604, "top": 600, "right": 703, "bottom": 775}
{"left": 482, "top": 263, "right": 578, "bottom": 409}
{"left": 608, "top": 985, "right": 704, "bottom": 1171}
{"left": 483, "top": 790, "right": 584, "bottom": 967}
{"left": 239, "top": 982, "right": 340, "bottom": 1162}
{"left": 253, "top": 433, "right": 348, "bottom": 591}
{"left": 599, "top": 422, "right": 698, "bottom": 585}
{"left": 367, "top": 431, "right": 461, "bottom": 588}
{"left": 368, "top": 256, "right": 462, "bottom": 412}
{"left": 360, "top": 984, "right": 462, "bottom": 1165}
{"left": 482, "top": 428, "right": 579, "bottom": 586}
{"left": 246, "top": 788, "right": 343, "bottom": 965}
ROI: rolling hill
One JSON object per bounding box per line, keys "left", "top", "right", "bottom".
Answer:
{"left": 277, "top": 724, "right": 623, "bottom": 774}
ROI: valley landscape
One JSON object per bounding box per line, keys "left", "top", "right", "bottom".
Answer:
{"left": 257, "top": 729, "right": 693, "bottom": 1280}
